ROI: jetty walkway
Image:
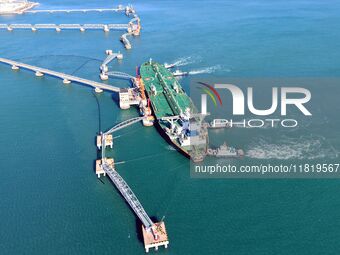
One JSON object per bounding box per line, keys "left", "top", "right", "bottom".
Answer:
{"left": 26, "top": 8, "right": 123, "bottom": 14}
{"left": 0, "top": 57, "right": 121, "bottom": 93}
{"left": 0, "top": 23, "right": 128, "bottom": 31}
{"left": 101, "top": 117, "right": 154, "bottom": 229}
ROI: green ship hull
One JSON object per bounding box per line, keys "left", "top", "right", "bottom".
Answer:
{"left": 139, "top": 60, "right": 207, "bottom": 162}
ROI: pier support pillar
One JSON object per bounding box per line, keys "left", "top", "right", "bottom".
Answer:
{"left": 56, "top": 27, "right": 61, "bottom": 32}
{"left": 100, "top": 73, "right": 109, "bottom": 81}
{"left": 100, "top": 65, "right": 108, "bottom": 73}
{"left": 95, "top": 87, "right": 103, "bottom": 93}
{"left": 11, "top": 65, "right": 19, "bottom": 70}
{"left": 7, "top": 26, "right": 13, "bottom": 31}
{"left": 63, "top": 79, "right": 71, "bottom": 84}
{"left": 32, "top": 27, "right": 37, "bottom": 32}
{"left": 103, "top": 25, "right": 109, "bottom": 32}
{"left": 117, "top": 53, "right": 123, "bottom": 60}
{"left": 80, "top": 27, "right": 85, "bottom": 32}
{"left": 35, "top": 71, "right": 44, "bottom": 77}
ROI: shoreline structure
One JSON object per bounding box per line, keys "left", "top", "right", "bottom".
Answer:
{"left": 0, "top": 0, "right": 38, "bottom": 14}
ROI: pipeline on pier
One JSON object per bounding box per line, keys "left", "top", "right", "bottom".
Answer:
{"left": 26, "top": 7, "right": 124, "bottom": 14}
{"left": 0, "top": 57, "right": 122, "bottom": 93}
{"left": 97, "top": 117, "right": 169, "bottom": 252}
{"left": 0, "top": 23, "right": 128, "bottom": 32}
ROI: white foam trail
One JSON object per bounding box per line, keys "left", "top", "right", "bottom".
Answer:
{"left": 171, "top": 56, "right": 200, "bottom": 67}
{"left": 246, "top": 135, "right": 339, "bottom": 160}
{"left": 188, "top": 65, "right": 222, "bottom": 75}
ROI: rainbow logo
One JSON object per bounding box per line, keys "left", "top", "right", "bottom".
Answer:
{"left": 198, "top": 82, "right": 222, "bottom": 107}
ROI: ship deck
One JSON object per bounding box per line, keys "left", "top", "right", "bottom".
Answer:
{"left": 140, "top": 62, "right": 195, "bottom": 119}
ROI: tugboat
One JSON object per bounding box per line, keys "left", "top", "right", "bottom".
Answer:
{"left": 209, "top": 119, "right": 231, "bottom": 129}
{"left": 207, "top": 143, "right": 244, "bottom": 158}
{"left": 172, "top": 69, "right": 188, "bottom": 77}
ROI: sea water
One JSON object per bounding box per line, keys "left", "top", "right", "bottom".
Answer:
{"left": 1, "top": 0, "right": 340, "bottom": 254}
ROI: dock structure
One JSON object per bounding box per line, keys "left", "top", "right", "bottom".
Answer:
{"left": 96, "top": 117, "right": 169, "bottom": 252}
{"left": 143, "top": 222, "right": 169, "bottom": 252}
{"left": 96, "top": 134, "right": 113, "bottom": 149}
{"left": 120, "top": 16, "right": 141, "bottom": 49}
{"left": 120, "top": 32, "right": 132, "bottom": 49}
{"left": 124, "top": 5, "right": 136, "bottom": 17}
{"left": 0, "top": 5, "right": 141, "bottom": 49}
{"left": 0, "top": 57, "right": 122, "bottom": 93}
{"left": 102, "top": 160, "right": 169, "bottom": 252}
{"left": 0, "top": 23, "right": 128, "bottom": 32}
{"left": 97, "top": 52, "right": 141, "bottom": 110}
{"left": 103, "top": 117, "right": 146, "bottom": 135}
{"left": 99, "top": 50, "right": 124, "bottom": 80}
{"left": 0, "top": 3, "right": 167, "bottom": 251}
{"left": 95, "top": 158, "right": 114, "bottom": 178}
{"left": 26, "top": 7, "right": 124, "bottom": 14}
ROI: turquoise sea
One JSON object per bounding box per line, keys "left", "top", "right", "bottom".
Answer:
{"left": 1, "top": 0, "right": 340, "bottom": 254}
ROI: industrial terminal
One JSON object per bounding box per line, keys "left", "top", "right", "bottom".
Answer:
{"left": 0, "top": 2, "right": 242, "bottom": 252}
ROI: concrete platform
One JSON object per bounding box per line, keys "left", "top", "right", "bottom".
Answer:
{"left": 95, "top": 158, "right": 114, "bottom": 178}
{"left": 142, "top": 222, "right": 169, "bottom": 253}
{"left": 96, "top": 134, "right": 113, "bottom": 149}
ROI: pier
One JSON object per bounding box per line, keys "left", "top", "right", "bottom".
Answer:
{"left": 0, "top": 23, "right": 128, "bottom": 32}
{"left": 119, "top": 17, "right": 141, "bottom": 49}
{"left": 0, "top": 57, "right": 122, "bottom": 93}
{"left": 97, "top": 52, "right": 143, "bottom": 111}
{"left": 1, "top": 55, "right": 169, "bottom": 251}
{"left": 0, "top": 4, "right": 141, "bottom": 49}
{"left": 99, "top": 50, "right": 124, "bottom": 80}
{"left": 0, "top": 3, "right": 168, "bottom": 251}
{"left": 97, "top": 117, "right": 169, "bottom": 252}
{"left": 0, "top": 4, "right": 135, "bottom": 15}
{"left": 121, "top": 32, "right": 132, "bottom": 49}
{"left": 96, "top": 134, "right": 113, "bottom": 149}
{"left": 26, "top": 8, "right": 124, "bottom": 14}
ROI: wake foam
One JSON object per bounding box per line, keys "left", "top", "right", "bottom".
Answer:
{"left": 246, "top": 135, "right": 339, "bottom": 160}
{"left": 171, "top": 56, "right": 200, "bottom": 67}
{"left": 188, "top": 65, "right": 223, "bottom": 75}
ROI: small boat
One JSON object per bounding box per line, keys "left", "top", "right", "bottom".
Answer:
{"left": 164, "top": 62, "right": 176, "bottom": 69}
{"left": 173, "top": 69, "right": 188, "bottom": 77}
{"left": 209, "top": 119, "right": 230, "bottom": 129}
{"left": 207, "top": 143, "right": 244, "bottom": 158}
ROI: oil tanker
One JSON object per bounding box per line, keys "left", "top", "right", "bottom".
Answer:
{"left": 139, "top": 59, "right": 207, "bottom": 162}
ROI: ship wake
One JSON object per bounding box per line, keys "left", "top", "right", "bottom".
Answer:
{"left": 170, "top": 56, "right": 200, "bottom": 67}
{"left": 246, "top": 135, "right": 339, "bottom": 160}
{"left": 188, "top": 65, "right": 222, "bottom": 75}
